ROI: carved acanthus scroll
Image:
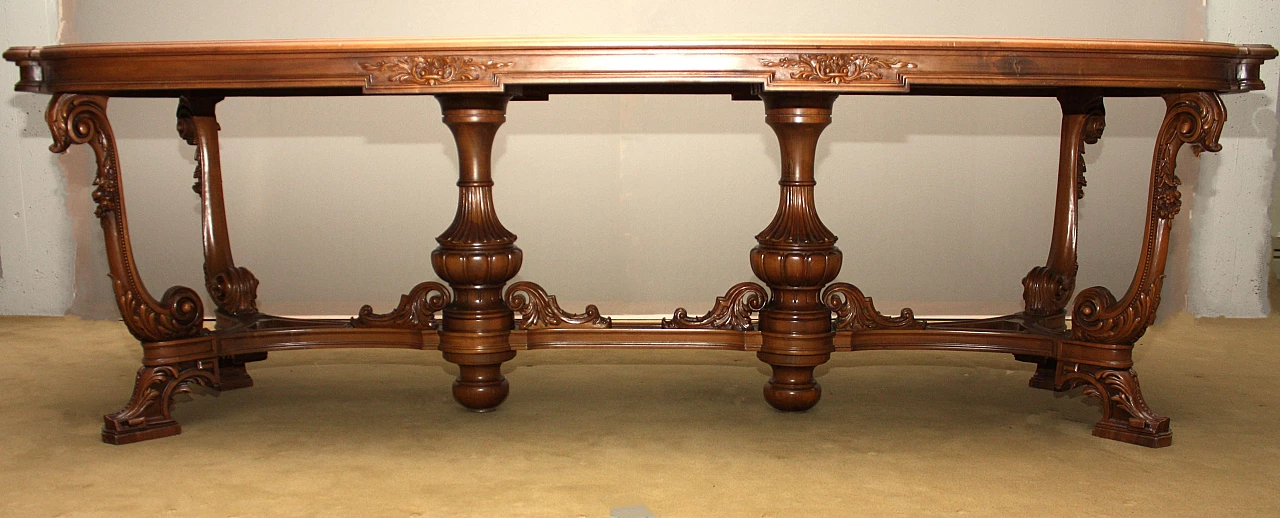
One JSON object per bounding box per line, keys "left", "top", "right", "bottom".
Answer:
{"left": 823, "top": 282, "right": 923, "bottom": 331}
{"left": 761, "top": 54, "right": 916, "bottom": 84}
{"left": 663, "top": 282, "right": 768, "bottom": 331}
{"left": 1072, "top": 92, "right": 1225, "bottom": 344}
{"left": 505, "top": 281, "right": 611, "bottom": 330}
{"left": 48, "top": 94, "right": 205, "bottom": 342}
{"left": 102, "top": 361, "right": 217, "bottom": 441}
{"left": 353, "top": 281, "right": 451, "bottom": 330}
{"left": 1057, "top": 365, "right": 1169, "bottom": 444}
{"left": 361, "top": 56, "right": 512, "bottom": 86}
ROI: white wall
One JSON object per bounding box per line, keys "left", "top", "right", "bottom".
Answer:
{"left": 10, "top": 0, "right": 1274, "bottom": 320}
{"left": 1195, "top": 0, "right": 1279, "bottom": 316}
{"left": 0, "top": 0, "right": 69, "bottom": 315}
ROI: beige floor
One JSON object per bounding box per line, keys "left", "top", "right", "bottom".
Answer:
{"left": 1, "top": 296, "right": 1278, "bottom": 516}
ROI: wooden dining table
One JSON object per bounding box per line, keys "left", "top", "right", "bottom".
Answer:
{"left": 5, "top": 36, "right": 1275, "bottom": 446}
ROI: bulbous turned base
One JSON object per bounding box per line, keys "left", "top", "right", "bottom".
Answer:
{"left": 762, "top": 365, "right": 822, "bottom": 412}
{"left": 452, "top": 363, "right": 510, "bottom": 411}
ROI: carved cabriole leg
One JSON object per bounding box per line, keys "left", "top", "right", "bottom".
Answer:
{"left": 433, "top": 95, "right": 521, "bottom": 411}
{"left": 753, "top": 94, "right": 842, "bottom": 412}
{"left": 177, "top": 95, "right": 266, "bottom": 391}
{"left": 47, "top": 95, "right": 206, "bottom": 341}
{"left": 1018, "top": 93, "right": 1105, "bottom": 390}
{"left": 1071, "top": 91, "right": 1225, "bottom": 343}
{"left": 1060, "top": 91, "right": 1226, "bottom": 447}
{"left": 45, "top": 94, "right": 215, "bottom": 443}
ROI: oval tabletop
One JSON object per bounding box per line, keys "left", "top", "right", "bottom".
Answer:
{"left": 4, "top": 36, "right": 1277, "bottom": 97}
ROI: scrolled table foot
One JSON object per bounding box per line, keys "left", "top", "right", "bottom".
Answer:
{"left": 1058, "top": 364, "right": 1171, "bottom": 447}
{"left": 101, "top": 361, "right": 216, "bottom": 445}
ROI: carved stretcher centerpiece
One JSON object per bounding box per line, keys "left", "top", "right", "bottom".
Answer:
{"left": 5, "top": 36, "right": 1275, "bottom": 446}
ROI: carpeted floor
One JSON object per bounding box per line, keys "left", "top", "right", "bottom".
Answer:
{"left": 1, "top": 300, "right": 1277, "bottom": 516}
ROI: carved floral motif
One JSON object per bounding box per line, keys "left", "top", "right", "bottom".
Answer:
{"left": 353, "top": 281, "right": 451, "bottom": 330}
{"left": 505, "top": 281, "right": 611, "bottom": 330}
{"left": 761, "top": 54, "right": 916, "bottom": 84}
{"left": 361, "top": 56, "right": 512, "bottom": 86}
{"left": 823, "top": 282, "right": 923, "bottom": 331}
{"left": 663, "top": 282, "right": 767, "bottom": 331}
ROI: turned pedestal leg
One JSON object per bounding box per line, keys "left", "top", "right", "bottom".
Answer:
{"left": 178, "top": 96, "right": 266, "bottom": 391}
{"left": 753, "top": 94, "right": 842, "bottom": 412}
{"left": 432, "top": 95, "right": 521, "bottom": 411}
{"left": 45, "top": 94, "right": 216, "bottom": 443}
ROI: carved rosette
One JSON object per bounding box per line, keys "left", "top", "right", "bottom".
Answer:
{"left": 361, "top": 56, "right": 512, "bottom": 86}
{"left": 102, "top": 361, "right": 216, "bottom": 439}
{"left": 353, "top": 281, "right": 451, "bottom": 329}
{"left": 47, "top": 94, "right": 205, "bottom": 342}
{"left": 664, "top": 282, "right": 768, "bottom": 331}
{"left": 1072, "top": 92, "right": 1225, "bottom": 345}
{"left": 1057, "top": 365, "right": 1170, "bottom": 445}
{"left": 505, "top": 282, "right": 611, "bottom": 330}
{"left": 823, "top": 282, "right": 922, "bottom": 331}
{"left": 761, "top": 54, "right": 917, "bottom": 84}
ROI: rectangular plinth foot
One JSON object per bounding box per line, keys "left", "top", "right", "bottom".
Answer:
{"left": 1093, "top": 420, "right": 1172, "bottom": 448}
{"left": 101, "top": 420, "right": 181, "bottom": 445}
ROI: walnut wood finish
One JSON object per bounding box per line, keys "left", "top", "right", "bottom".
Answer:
{"left": 176, "top": 96, "right": 267, "bottom": 389}
{"left": 8, "top": 37, "right": 1276, "bottom": 447}
{"left": 433, "top": 94, "right": 521, "bottom": 411}
{"left": 753, "top": 93, "right": 842, "bottom": 412}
